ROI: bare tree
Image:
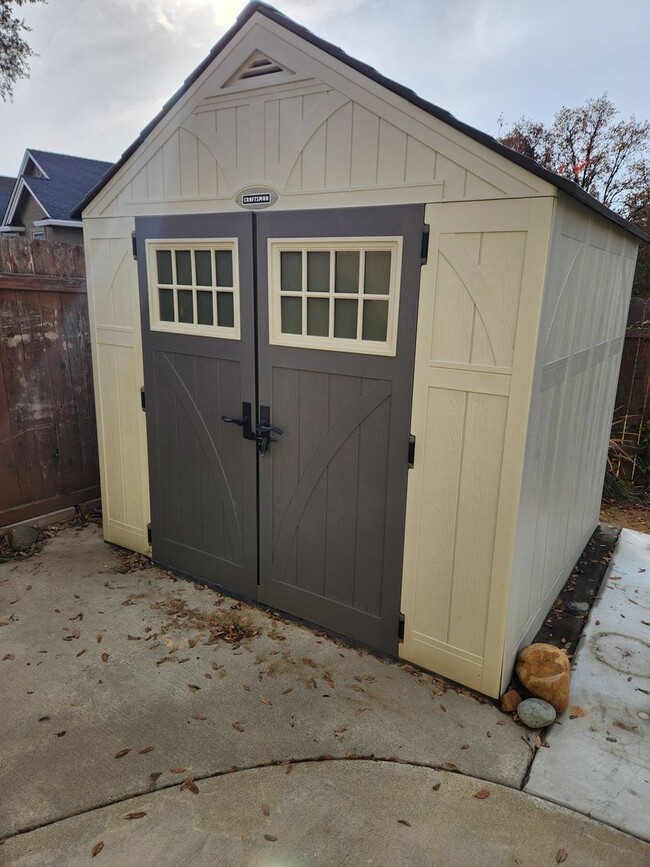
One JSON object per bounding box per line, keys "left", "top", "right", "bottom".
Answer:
{"left": 498, "top": 95, "right": 650, "bottom": 217}
{"left": 1, "top": 0, "right": 46, "bottom": 102}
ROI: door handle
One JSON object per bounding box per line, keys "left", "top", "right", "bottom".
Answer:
{"left": 256, "top": 406, "right": 283, "bottom": 455}
{"left": 220, "top": 402, "right": 254, "bottom": 441}
{"left": 221, "top": 414, "right": 249, "bottom": 427}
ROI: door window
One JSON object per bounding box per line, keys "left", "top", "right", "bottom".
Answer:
{"left": 146, "top": 240, "right": 240, "bottom": 339}
{"left": 268, "top": 238, "right": 402, "bottom": 355}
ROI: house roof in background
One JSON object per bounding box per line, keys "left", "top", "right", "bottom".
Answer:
{"left": 0, "top": 176, "right": 15, "bottom": 223}
{"left": 22, "top": 150, "right": 112, "bottom": 221}
{"left": 73, "top": 1, "right": 649, "bottom": 243}
{"left": 3, "top": 150, "right": 112, "bottom": 226}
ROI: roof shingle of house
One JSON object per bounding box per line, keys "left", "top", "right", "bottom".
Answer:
{"left": 22, "top": 150, "right": 112, "bottom": 221}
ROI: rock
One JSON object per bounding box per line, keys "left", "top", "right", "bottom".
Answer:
{"left": 565, "top": 600, "right": 589, "bottom": 615}
{"left": 501, "top": 688, "right": 522, "bottom": 713}
{"left": 516, "top": 643, "right": 571, "bottom": 713}
{"left": 517, "top": 698, "right": 556, "bottom": 729}
{"left": 7, "top": 525, "right": 40, "bottom": 552}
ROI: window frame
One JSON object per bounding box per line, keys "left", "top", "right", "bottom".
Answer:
{"left": 146, "top": 238, "right": 241, "bottom": 340}
{"left": 267, "top": 236, "right": 403, "bottom": 356}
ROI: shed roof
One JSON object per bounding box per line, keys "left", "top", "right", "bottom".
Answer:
{"left": 73, "top": 1, "right": 649, "bottom": 243}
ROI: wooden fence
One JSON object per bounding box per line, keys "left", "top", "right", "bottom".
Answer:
{"left": 611, "top": 297, "right": 650, "bottom": 484}
{"left": 0, "top": 237, "right": 99, "bottom": 527}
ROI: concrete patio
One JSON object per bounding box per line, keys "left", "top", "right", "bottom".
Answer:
{"left": 0, "top": 522, "right": 648, "bottom": 864}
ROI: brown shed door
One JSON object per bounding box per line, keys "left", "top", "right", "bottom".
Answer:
{"left": 138, "top": 205, "right": 423, "bottom": 654}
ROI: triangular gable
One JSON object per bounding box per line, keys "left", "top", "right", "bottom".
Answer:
{"left": 75, "top": 2, "right": 648, "bottom": 241}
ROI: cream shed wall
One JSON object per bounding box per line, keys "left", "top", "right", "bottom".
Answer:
{"left": 502, "top": 195, "right": 639, "bottom": 692}
{"left": 80, "top": 6, "right": 636, "bottom": 697}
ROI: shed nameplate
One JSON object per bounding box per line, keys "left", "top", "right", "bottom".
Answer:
{"left": 236, "top": 189, "right": 278, "bottom": 210}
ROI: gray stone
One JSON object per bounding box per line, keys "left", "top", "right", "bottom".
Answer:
{"left": 517, "top": 698, "right": 556, "bottom": 729}
{"left": 7, "top": 525, "right": 40, "bottom": 552}
{"left": 565, "top": 600, "right": 589, "bottom": 615}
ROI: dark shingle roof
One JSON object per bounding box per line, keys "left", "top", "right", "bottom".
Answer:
{"left": 22, "top": 150, "right": 112, "bottom": 220}
{"left": 73, "top": 1, "right": 649, "bottom": 242}
{"left": 0, "top": 176, "right": 15, "bottom": 222}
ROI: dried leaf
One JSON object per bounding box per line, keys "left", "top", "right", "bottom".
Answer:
{"left": 318, "top": 753, "right": 334, "bottom": 761}
{"left": 261, "top": 697, "right": 272, "bottom": 705}
{"left": 101, "top": 652, "right": 109, "bottom": 663}
{"left": 204, "top": 673, "right": 212, "bottom": 680}
{"left": 76, "top": 649, "right": 86, "bottom": 657}
{"left": 264, "top": 834, "right": 278, "bottom": 842}
{"left": 180, "top": 775, "right": 199, "bottom": 794}
{"left": 346, "top": 750, "right": 360, "bottom": 759}
{"left": 115, "top": 748, "right": 131, "bottom": 759}
{"left": 149, "top": 772, "right": 162, "bottom": 790}
{"left": 96, "top": 634, "right": 102, "bottom": 643}
{"left": 473, "top": 789, "right": 490, "bottom": 799}
{"left": 192, "top": 713, "right": 207, "bottom": 721}
{"left": 285, "top": 763, "right": 293, "bottom": 774}
{"left": 362, "top": 674, "right": 376, "bottom": 682}
{"left": 170, "top": 767, "right": 187, "bottom": 774}
{"left": 92, "top": 841, "right": 104, "bottom": 857}
{"left": 211, "top": 661, "right": 221, "bottom": 671}
{"left": 138, "top": 745, "right": 155, "bottom": 754}
{"left": 127, "top": 635, "right": 141, "bottom": 641}
{"left": 232, "top": 722, "right": 245, "bottom": 732}
{"left": 282, "top": 687, "right": 293, "bottom": 695}
{"left": 439, "top": 704, "right": 447, "bottom": 713}
{"left": 432, "top": 782, "right": 441, "bottom": 791}
{"left": 56, "top": 730, "right": 66, "bottom": 737}
{"left": 398, "top": 819, "right": 411, "bottom": 826}
{"left": 2, "top": 654, "right": 15, "bottom": 661}
{"left": 261, "top": 804, "right": 270, "bottom": 816}
{"left": 441, "top": 762, "right": 458, "bottom": 771}
{"left": 39, "top": 716, "right": 50, "bottom": 722}
{"left": 187, "top": 684, "right": 201, "bottom": 692}
{"left": 124, "top": 811, "right": 147, "bottom": 820}
{"left": 556, "top": 849, "right": 568, "bottom": 864}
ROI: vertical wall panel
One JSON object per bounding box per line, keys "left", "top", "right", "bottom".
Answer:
{"left": 401, "top": 198, "right": 550, "bottom": 696}
{"left": 505, "top": 196, "right": 639, "bottom": 692}
{"left": 85, "top": 218, "right": 149, "bottom": 553}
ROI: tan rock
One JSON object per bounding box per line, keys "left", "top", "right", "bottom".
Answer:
{"left": 516, "top": 643, "right": 571, "bottom": 713}
{"left": 500, "top": 688, "right": 522, "bottom": 713}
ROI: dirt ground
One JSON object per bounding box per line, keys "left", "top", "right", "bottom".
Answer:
{"left": 600, "top": 500, "right": 650, "bottom": 533}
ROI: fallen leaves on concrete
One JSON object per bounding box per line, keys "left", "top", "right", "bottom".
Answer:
{"left": 180, "top": 775, "right": 199, "bottom": 794}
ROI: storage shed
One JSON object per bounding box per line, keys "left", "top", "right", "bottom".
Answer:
{"left": 75, "top": 1, "right": 646, "bottom": 698}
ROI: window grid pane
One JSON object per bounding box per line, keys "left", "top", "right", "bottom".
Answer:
{"left": 275, "top": 244, "right": 396, "bottom": 351}
{"left": 151, "top": 243, "right": 238, "bottom": 336}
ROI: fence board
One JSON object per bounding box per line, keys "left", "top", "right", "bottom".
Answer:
{"left": 0, "top": 237, "right": 100, "bottom": 527}
{"left": 612, "top": 298, "right": 650, "bottom": 483}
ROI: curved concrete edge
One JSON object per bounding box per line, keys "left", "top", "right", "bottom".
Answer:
{"left": 3, "top": 761, "right": 648, "bottom": 867}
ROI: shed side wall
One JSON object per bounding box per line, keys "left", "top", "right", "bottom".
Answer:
{"left": 504, "top": 194, "right": 639, "bottom": 691}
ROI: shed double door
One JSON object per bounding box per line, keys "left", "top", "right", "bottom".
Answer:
{"left": 137, "top": 205, "right": 423, "bottom": 654}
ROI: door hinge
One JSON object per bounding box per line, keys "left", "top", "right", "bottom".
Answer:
{"left": 398, "top": 613, "right": 405, "bottom": 641}
{"left": 420, "top": 226, "right": 430, "bottom": 265}
{"left": 132, "top": 233, "right": 137, "bottom": 260}
{"left": 147, "top": 523, "right": 152, "bottom": 545}
{"left": 407, "top": 434, "right": 416, "bottom": 468}
{"left": 140, "top": 386, "right": 146, "bottom": 411}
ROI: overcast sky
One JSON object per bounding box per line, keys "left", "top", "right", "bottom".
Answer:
{"left": 1, "top": 0, "right": 649, "bottom": 177}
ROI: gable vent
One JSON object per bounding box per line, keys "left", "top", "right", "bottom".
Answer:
{"left": 224, "top": 51, "right": 292, "bottom": 88}
{"left": 239, "top": 57, "right": 283, "bottom": 79}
